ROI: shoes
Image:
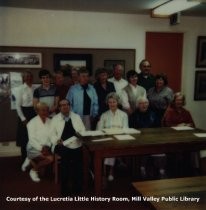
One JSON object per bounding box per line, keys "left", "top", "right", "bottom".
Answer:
{"left": 29, "top": 169, "right": 40, "bottom": 182}
{"left": 108, "top": 175, "right": 114, "bottom": 181}
{"left": 159, "top": 169, "right": 167, "bottom": 179}
{"left": 140, "top": 166, "right": 147, "bottom": 178}
{"left": 21, "top": 157, "right": 30, "bottom": 172}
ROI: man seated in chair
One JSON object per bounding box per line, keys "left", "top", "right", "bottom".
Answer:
{"left": 27, "top": 102, "right": 53, "bottom": 182}
{"left": 51, "top": 99, "right": 86, "bottom": 196}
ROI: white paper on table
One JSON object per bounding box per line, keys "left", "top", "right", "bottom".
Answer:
{"left": 122, "top": 128, "right": 141, "bottom": 134}
{"left": 63, "top": 136, "right": 82, "bottom": 149}
{"left": 194, "top": 133, "right": 206, "bottom": 137}
{"left": 171, "top": 126, "right": 194, "bottom": 131}
{"left": 102, "top": 128, "right": 124, "bottom": 135}
{"left": 91, "top": 137, "right": 113, "bottom": 142}
{"left": 114, "top": 134, "right": 135, "bottom": 141}
{"left": 79, "top": 130, "right": 104, "bottom": 136}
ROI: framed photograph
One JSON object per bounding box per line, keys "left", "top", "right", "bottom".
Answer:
{"left": 196, "top": 36, "right": 206, "bottom": 68}
{"left": 104, "top": 60, "right": 125, "bottom": 77}
{"left": 0, "top": 52, "right": 42, "bottom": 68}
{"left": 194, "top": 71, "right": 206, "bottom": 100}
{"left": 54, "top": 54, "right": 92, "bottom": 76}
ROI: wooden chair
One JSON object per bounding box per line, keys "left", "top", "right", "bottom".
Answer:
{"left": 53, "top": 154, "right": 61, "bottom": 184}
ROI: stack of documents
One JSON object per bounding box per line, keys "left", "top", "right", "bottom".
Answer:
{"left": 114, "top": 135, "right": 135, "bottom": 141}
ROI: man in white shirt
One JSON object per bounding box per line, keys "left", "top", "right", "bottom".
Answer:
{"left": 51, "top": 99, "right": 85, "bottom": 196}
{"left": 15, "top": 71, "right": 36, "bottom": 168}
{"left": 108, "top": 64, "right": 128, "bottom": 96}
{"left": 27, "top": 102, "right": 53, "bottom": 182}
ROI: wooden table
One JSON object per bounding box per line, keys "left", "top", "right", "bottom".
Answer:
{"left": 132, "top": 176, "right": 206, "bottom": 210}
{"left": 82, "top": 127, "right": 206, "bottom": 195}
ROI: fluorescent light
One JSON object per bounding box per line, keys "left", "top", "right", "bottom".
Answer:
{"left": 153, "top": 0, "right": 200, "bottom": 16}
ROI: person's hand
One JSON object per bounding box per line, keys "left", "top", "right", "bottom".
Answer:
{"left": 57, "top": 139, "right": 63, "bottom": 145}
{"left": 41, "top": 146, "right": 51, "bottom": 156}
{"left": 22, "top": 120, "right": 28, "bottom": 126}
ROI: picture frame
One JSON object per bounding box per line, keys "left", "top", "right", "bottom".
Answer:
{"left": 104, "top": 59, "right": 125, "bottom": 77}
{"left": 194, "top": 71, "right": 206, "bottom": 100}
{"left": 54, "top": 54, "right": 92, "bottom": 76}
{"left": 0, "top": 52, "right": 42, "bottom": 68}
{"left": 196, "top": 36, "right": 206, "bottom": 68}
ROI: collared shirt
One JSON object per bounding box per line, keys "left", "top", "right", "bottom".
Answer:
{"left": 66, "top": 83, "right": 98, "bottom": 117}
{"left": 108, "top": 77, "right": 128, "bottom": 95}
{"left": 121, "top": 84, "right": 146, "bottom": 111}
{"left": 33, "top": 85, "right": 59, "bottom": 110}
{"left": 147, "top": 86, "right": 174, "bottom": 110}
{"left": 97, "top": 109, "right": 128, "bottom": 130}
{"left": 15, "top": 83, "right": 35, "bottom": 121}
{"left": 27, "top": 115, "right": 52, "bottom": 151}
{"left": 62, "top": 114, "right": 70, "bottom": 122}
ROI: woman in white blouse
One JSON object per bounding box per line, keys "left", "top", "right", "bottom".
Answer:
{"left": 97, "top": 92, "right": 128, "bottom": 181}
{"left": 121, "top": 70, "right": 146, "bottom": 115}
{"left": 27, "top": 102, "right": 53, "bottom": 182}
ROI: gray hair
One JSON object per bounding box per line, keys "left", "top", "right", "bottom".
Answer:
{"left": 136, "top": 96, "right": 149, "bottom": 107}
{"left": 106, "top": 92, "right": 120, "bottom": 104}
{"left": 36, "top": 102, "right": 49, "bottom": 111}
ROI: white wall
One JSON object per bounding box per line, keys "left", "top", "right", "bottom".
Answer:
{"left": 0, "top": 7, "right": 206, "bottom": 129}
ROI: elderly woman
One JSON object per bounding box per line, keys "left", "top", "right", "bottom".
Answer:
{"left": 147, "top": 73, "right": 173, "bottom": 126}
{"left": 162, "top": 92, "right": 195, "bottom": 127}
{"left": 97, "top": 92, "right": 128, "bottom": 181}
{"left": 129, "top": 96, "right": 158, "bottom": 128}
{"left": 121, "top": 70, "right": 146, "bottom": 115}
{"left": 26, "top": 102, "right": 53, "bottom": 182}
{"left": 129, "top": 97, "right": 164, "bottom": 179}
{"left": 162, "top": 92, "right": 197, "bottom": 177}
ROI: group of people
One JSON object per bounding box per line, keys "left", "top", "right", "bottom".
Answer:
{"left": 15, "top": 59, "right": 199, "bottom": 196}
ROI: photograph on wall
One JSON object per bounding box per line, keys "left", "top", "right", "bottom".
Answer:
{"left": 9, "top": 72, "right": 22, "bottom": 110}
{"left": 0, "top": 73, "right": 10, "bottom": 104}
{"left": 60, "top": 60, "right": 86, "bottom": 70}
{"left": 0, "top": 52, "right": 42, "bottom": 68}
{"left": 196, "top": 36, "right": 206, "bottom": 68}
{"left": 54, "top": 54, "right": 92, "bottom": 76}
{"left": 194, "top": 70, "right": 206, "bottom": 100}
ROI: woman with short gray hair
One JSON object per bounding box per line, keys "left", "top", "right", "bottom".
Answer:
{"left": 27, "top": 102, "right": 53, "bottom": 182}
{"left": 97, "top": 92, "right": 128, "bottom": 181}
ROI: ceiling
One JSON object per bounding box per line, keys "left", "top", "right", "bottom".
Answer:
{"left": 0, "top": 0, "right": 206, "bottom": 17}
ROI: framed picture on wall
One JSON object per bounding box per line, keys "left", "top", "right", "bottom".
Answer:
{"left": 0, "top": 52, "right": 42, "bottom": 68}
{"left": 194, "top": 71, "right": 206, "bottom": 100}
{"left": 104, "top": 60, "right": 125, "bottom": 77}
{"left": 54, "top": 54, "right": 92, "bottom": 76}
{"left": 196, "top": 36, "right": 206, "bottom": 68}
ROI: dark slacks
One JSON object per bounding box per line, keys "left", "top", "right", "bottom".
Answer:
{"left": 54, "top": 144, "right": 83, "bottom": 196}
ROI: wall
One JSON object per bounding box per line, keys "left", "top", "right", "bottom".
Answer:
{"left": 0, "top": 7, "right": 206, "bottom": 133}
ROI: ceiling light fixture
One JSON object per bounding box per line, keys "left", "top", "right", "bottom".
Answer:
{"left": 152, "top": 0, "right": 200, "bottom": 17}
